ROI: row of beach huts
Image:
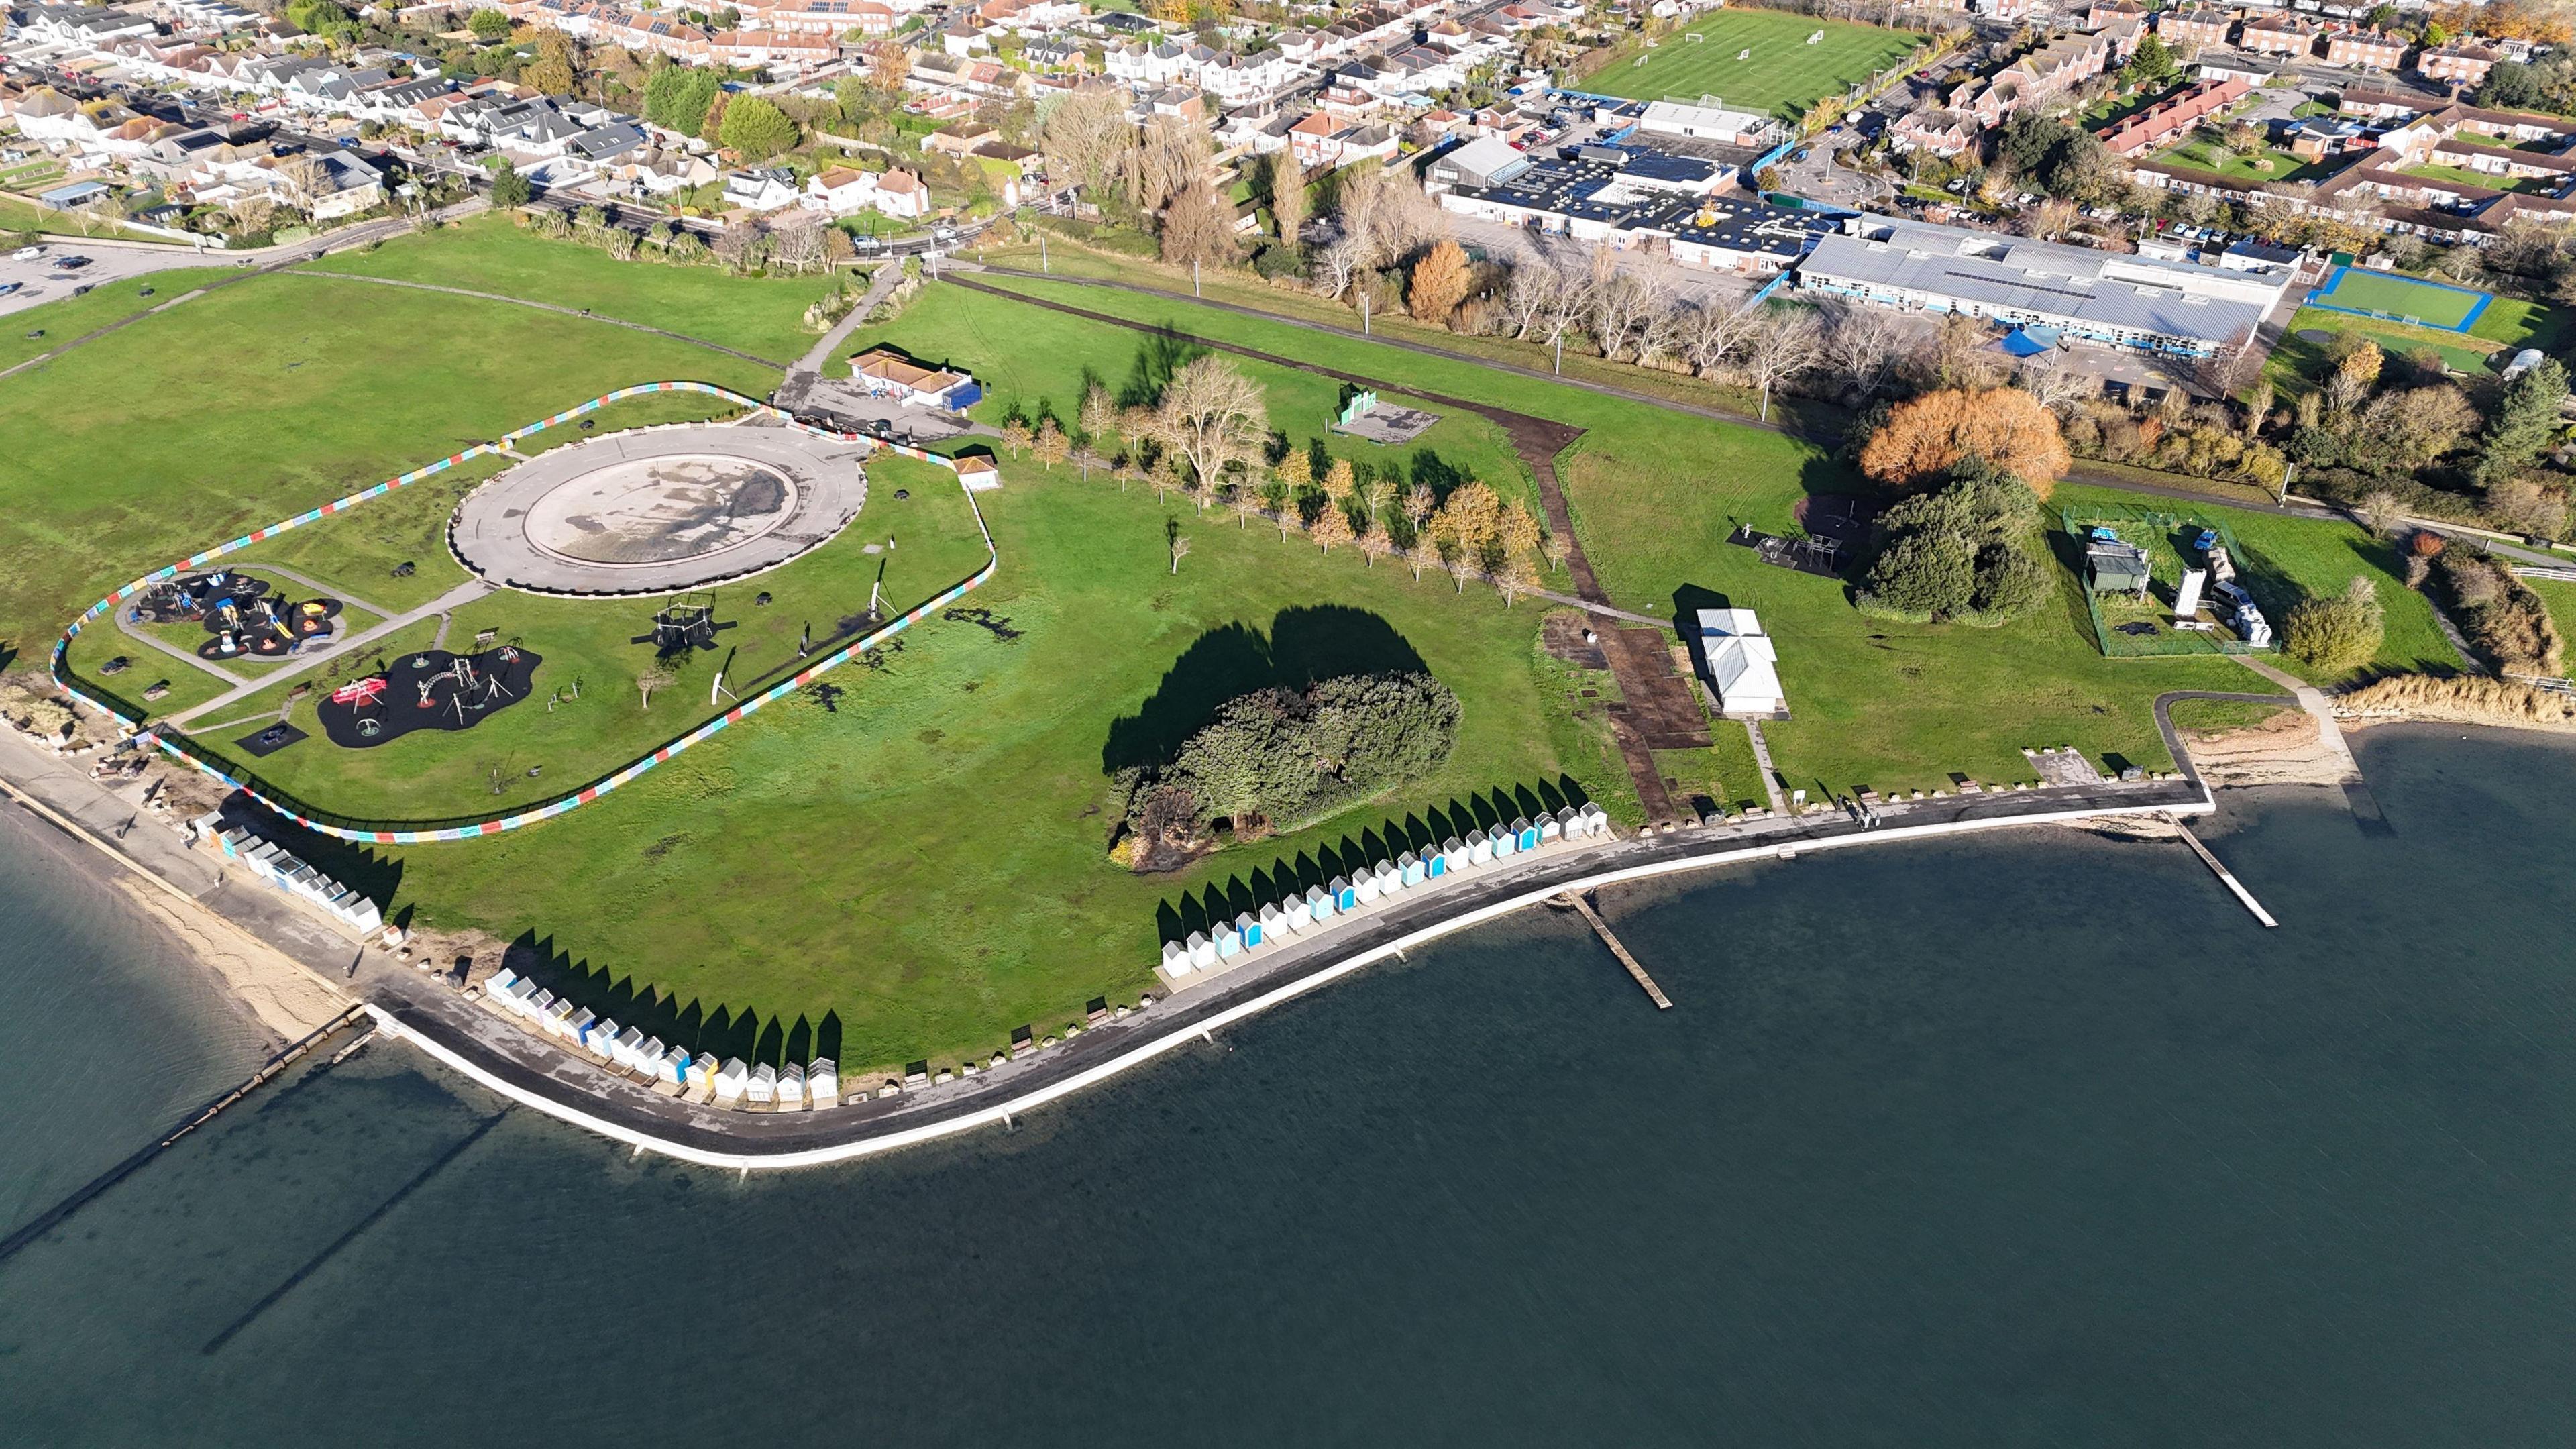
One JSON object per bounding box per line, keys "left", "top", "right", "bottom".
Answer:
{"left": 479, "top": 968, "right": 849, "bottom": 1110}
{"left": 1159, "top": 802, "right": 1613, "bottom": 984}
{"left": 192, "top": 810, "right": 386, "bottom": 935}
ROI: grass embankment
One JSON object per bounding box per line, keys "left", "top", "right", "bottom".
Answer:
{"left": 0, "top": 268, "right": 781, "bottom": 686}
{"left": 1580, "top": 9, "right": 1924, "bottom": 120}
{"left": 0, "top": 194, "right": 186, "bottom": 244}
{"left": 0, "top": 266, "right": 236, "bottom": 371}
{"left": 292, "top": 212, "right": 847, "bottom": 364}
{"left": 2167, "top": 697, "right": 2295, "bottom": 733}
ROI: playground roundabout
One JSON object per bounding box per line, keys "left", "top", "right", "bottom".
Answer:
{"left": 451, "top": 424, "right": 872, "bottom": 596}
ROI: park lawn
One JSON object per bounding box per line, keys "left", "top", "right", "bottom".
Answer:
{"left": 2527, "top": 577, "right": 2576, "bottom": 660}
{"left": 2467, "top": 294, "right": 2567, "bottom": 352}
{"left": 2267, "top": 306, "right": 2499, "bottom": 391}
{"left": 178, "top": 453, "right": 991, "bottom": 822}
{"left": 222, "top": 454, "right": 510, "bottom": 614}
{"left": 2154, "top": 138, "right": 2331, "bottom": 186}
{"left": 2314, "top": 267, "right": 2487, "bottom": 328}
{"left": 1581, "top": 9, "right": 1925, "bottom": 119}
{"left": 381, "top": 460, "right": 1623, "bottom": 1076}
{"left": 860, "top": 280, "right": 1542, "bottom": 514}
{"left": 968, "top": 272, "right": 2246, "bottom": 789}
{"left": 292, "top": 212, "right": 846, "bottom": 365}
{"left": 0, "top": 194, "right": 186, "bottom": 244}
{"left": 2053, "top": 483, "right": 2457, "bottom": 688}
{"left": 0, "top": 266, "right": 235, "bottom": 370}
{"left": 0, "top": 268, "right": 777, "bottom": 668}
{"left": 2167, "top": 696, "right": 2294, "bottom": 732}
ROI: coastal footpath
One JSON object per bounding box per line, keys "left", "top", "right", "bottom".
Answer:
{"left": 2, "top": 698, "right": 2259, "bottom": 1171}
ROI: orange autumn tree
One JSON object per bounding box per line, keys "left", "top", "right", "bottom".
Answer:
{"left": 1858, "top": 387, "right": 2072, "bottom": 497}
{"left": 1409, "top": 240, "right": 1472, "bottom": 325}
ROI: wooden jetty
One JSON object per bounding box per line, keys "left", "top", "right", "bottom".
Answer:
{"left": 0, "top": 1004, "right": 368, "bottom": 1265}
{"left": 2176, "top": 826, "right": 2278, "bottom": 928}
{"left": 1559, "top": 892, "right": 1674, "bottom": 1009}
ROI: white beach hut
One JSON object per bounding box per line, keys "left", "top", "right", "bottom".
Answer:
{"left": 1258, "top": 902, "right": 1287, "bottom": 941}
{"left": 776, "top": 1061, "right": 807, "bottom": 1108}
{"left": 506, "top": 979, "right": 542, "bottom": 1018}
{"left": 1354, "top": 867, "right": 1382, "bottom": 905}
{"left": 808, "top": 1058, "right": 839, "bottom": 1102}
{"left": 714, "top": 1057, "right": 750, "bottom": 1102}
{"left": 638, "top": 1035, "right": 666, "bottom": 1073}
{"left": 1162, "top": 939, "right": 1192, "bottom": 975}
{"left": 747, "top": 1063, "right": 777, "bottom": 1104}
{"left": 1438, "top": 837, "right": 1466, "bottom": 876}
{"left": 568, "top": 1008, "right": 598, "bottom": 1048}
{"left": 526, "top": 988, "right": 557, "bottom": 1022}
{"left": 1187, "top": 930, "right": 1218, "bottom": 970}
{"left": 1373, "top": 861, "right": 1402, "bottom": 896}
{"left": 1468, "top": 828, "right": 1494, "bottom": 865}
{"left": 661, "top": 1044, "right": 691, "bottom": 1085}
{"left": 688, "top": 1053, "right": 717, "bottom": 1092}
{"left": 612, "top": 1027, "right": 648, "bottom": 1071}
{"left": 545, "top": 1000, "right": 578, "bottom": 1037}
{"left": 483, "top": 967, "right": 519, "bottom": 1002}
{"left": 1580, "top": 803, "right": 1609, "bottom": 836}
{"left": 586, "top": 1018, "right": 621, "bottom": 1059}
{"left": 1283, "top": 893, "right": 1314, "bottom": 932}
{"left": 1540, "top": 808, "right": 1566, "bottom": 842}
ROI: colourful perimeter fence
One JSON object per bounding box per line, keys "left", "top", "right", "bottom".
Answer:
{"left": 50, "top": 381, "right": 999, "bottom": 845}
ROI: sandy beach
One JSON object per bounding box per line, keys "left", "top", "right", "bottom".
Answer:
{"left": 107, "top": 875, "right": 350, "bottom": 1042}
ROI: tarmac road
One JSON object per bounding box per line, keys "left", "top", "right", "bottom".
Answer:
{"left": 0, "top": 240, "right": 215, "bottom": 325}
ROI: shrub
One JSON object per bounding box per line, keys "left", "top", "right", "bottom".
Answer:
{"left": 2284, "top": 576, "right": 2385, "bottom": 670}
{"left": 1857, "top": 460, "right": 2053, "bottom": 625}
{"left": 2434, "top": 550, "right": 2565, "bottom": 674}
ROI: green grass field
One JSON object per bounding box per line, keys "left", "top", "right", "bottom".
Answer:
{"left": 2400, "top": 162, "right": 2552, "bottom": 195}
{"left": 292, "top": 213, "right": 849, "bottom": 365}
{"left": 2466, "top": 294, "right": 2566, "bottom": 352}
{"left": 0, "top": 194, "right": 186, "bottom": 244}
{"left": 2153, "top": 137, "right": 2332, "bottom": 186}
{"left": 1581, "top": 9, "right": 1925, "bottom": 120}
{"left": 0, "top": 266, "right": 237, "bottom": 371}
{"left": 0, "top": 225, "right": 2481, "bottom": 1078}
{"left": 2268, "top": 306, "right": 2501, "bottom": 390}
{"left": 2312, "top": 268, "right": 2487, "bottom": 329}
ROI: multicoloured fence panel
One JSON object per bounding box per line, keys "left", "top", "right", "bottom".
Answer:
{"left": 52, "top": 382, "right": 1000, "bottom": 846}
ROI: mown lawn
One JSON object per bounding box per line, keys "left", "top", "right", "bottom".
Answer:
{"left": 0, "top": 268, "right": 777, "bottom": 669}
{"left": 386, "top": 461, "right": 1624, "bottom": 1076}
{"left": 861, "top": 281, "right": 1541, "bottom": 514}
{"left": 2154, "top": 137, "right": 2330, "bottom": 185}
{"left": 292, "top": 211, "right": 845, "bottom": 365}
{"left": 0, "top": 266, "right": 240, "bottom": 370}
{"left": 2268, "top": 306, "right": 2499, "bottom": 389}
{"left": 1582, "top": 9, "right": 1925, "bottom": 119}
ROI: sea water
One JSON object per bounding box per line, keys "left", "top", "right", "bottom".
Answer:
{"left": 1, "top": 724, "right": 2572, "bottom": 1446}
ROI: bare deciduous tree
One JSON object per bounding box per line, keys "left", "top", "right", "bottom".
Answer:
{"left": 1821, "top": 302, "right": 1906, "bottom": 398}
{"left": 1155, "top": 356, "right": 1268, "bottom": 497}
{"left": 1740, "top": 308, "right": 1827, "bottom": 421}
{"left": 1674, "top": 299, "right": 1760, "bottom": 378}
{"left": 1039, "top": 84, "right": 1133, "bottom": 197}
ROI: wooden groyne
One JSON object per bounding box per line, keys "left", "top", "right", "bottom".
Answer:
{"left": 2176, "top": 826, "right": 2278, "bottom": 928}
{"left": 0, "top": 1004, "right": 368, "bottom": 1267}
{"left": 1560, "top": 892, "right": 1673, "bottom": 1009}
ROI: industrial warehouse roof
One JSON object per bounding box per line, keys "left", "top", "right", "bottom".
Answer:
{"left": 1802, "top": 221, "right": 2275, "bottom": 348}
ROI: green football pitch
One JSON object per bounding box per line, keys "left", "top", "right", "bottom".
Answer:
{"left": 1580, "top": 9, "right": 1926, "bottom": 121}
{"left": 2312, "top": 268, "right": 2487, "bottom": 329}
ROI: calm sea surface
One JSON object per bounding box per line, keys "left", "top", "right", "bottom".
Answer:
{"left": 2, "top": 724, "right": 2573, "bottom": 1447}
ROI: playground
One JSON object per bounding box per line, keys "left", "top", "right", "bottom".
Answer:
{"left": 2304, "top": 266, "right": 2490, "bottom": 334}
{"left": 315, "top": 645, "right": 543, "bottom": 749}
{"left": 1579, "top": 9, "right": 1929, "bottom": 121}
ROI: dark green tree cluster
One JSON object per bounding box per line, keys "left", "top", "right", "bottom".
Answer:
{"left": 2475, "top": 357, "right": 2569, "bottom": 488}
{"left": 1994, "top": 113, "right": 2116, "bottom": 203}
{"left": 645, "top": 66, "right": 723, "bottom": 138}
{"left": 1124, "top": 672, "right": 1461, "bottom": 842}
{"left": 718, "top": 94, "right": 800, "bottom": 160}
{"left": 1858, "top": 460, "right": 2054, "bottom": 625}
{"left": 2477, "top": 55, "right": 2576, "bottom": 115}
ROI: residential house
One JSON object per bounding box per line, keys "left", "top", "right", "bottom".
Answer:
{"left": 2155, "top": 7, "right": 2232, "bottom": 52}
{"left": 708, "top": 28, "right": 837, "bottom": 69}
{"left": 1950, "top": 30, "right": 2123, "bottom": 129}
{"left": 2237, "top": 17, "right": 2317, "bottom": 59}
{"left": 1890, "top": 108, "right": 1977, "bottom": 156}
{"left": 2100, "top": 75, "right": 2249, "bottom": 157}
{"left": 939, "top": 22, "right": 987, "bottom": 56}
{"left": 2416, "top": 40, "right": 2501, "bottom": 89}
{"left": 874, "top": 166, "right": 930, "bottom": 217}
{"left": 2322, "top": 28, "right": 2404, "bottom": 70}
{"left": 923, "top": 121, "right": 995, "bottom": 158}
{"left": 722, "top": 166, "right": 802, "bottom": 211}
{"left": 802, "top": 164, "right": 878, "bottom": 213}
{"left": 847, "top": 346, "right": 981, "bottom": 407}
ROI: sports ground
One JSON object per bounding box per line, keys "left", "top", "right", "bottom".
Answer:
{"left": 1578, "top": 9, "right": 1927, "bottom": 121}
{"left": 2305, "top": 266, "right": 2490, "bottom": 333}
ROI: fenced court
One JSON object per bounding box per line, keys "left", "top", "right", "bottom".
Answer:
{"left": 1580, "top": 9, "right": 1927, "bottom": 120}
{"left": 2059, "top": 504, "right": 2277, "bottom": 659}
{"left": 2304, "top": 266, "right": 2491, "bottom": 335}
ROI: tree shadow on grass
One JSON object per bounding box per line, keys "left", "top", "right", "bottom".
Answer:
{"left": 1102, "top": 605, "right": 1429, "bottom": 774}
{"left": 1120, "top": 328, "right": 1210, "bottom": 409}
{"left": 513, "top": 930, "right": 842, "bottom": 1069}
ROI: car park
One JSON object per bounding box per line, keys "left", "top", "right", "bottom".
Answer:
{"left": 10, "top": 244, "right": 42, "bottom": 260}
{"left": 0, "top": 282, "right": 19, "bottom": 297}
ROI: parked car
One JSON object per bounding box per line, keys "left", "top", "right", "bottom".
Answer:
{"left": 52, "top": 254, "right": 91, "bottom": 270}
{"left": 0, "top": 282, "right": 19, "bottom": 297}
{"left": 10, "top": 244, "right": 42, "bottom": 260}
